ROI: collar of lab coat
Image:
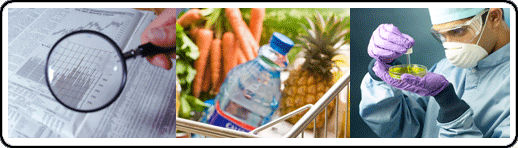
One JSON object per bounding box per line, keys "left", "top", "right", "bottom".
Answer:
{"left": 477, "top": 43, "right": 510, "bottom": 68}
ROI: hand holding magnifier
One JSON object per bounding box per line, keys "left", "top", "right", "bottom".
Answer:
{"left": 45, "top": 30, "right": 174, "bottom": 113}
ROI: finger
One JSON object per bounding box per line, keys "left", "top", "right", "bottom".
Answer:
{"left": 422, "top": 72, "right": 448, "bottom": 88}
{"left": 368, "top": 34, "right": 407, "bottom": 61}
{"left": 373, "top": 61, "right": 409, "bottom": 88}
{"left": 378, "top": 24, "right": 402, "bottom": 34}
{"left": 165, "top": 25, "right": 176, "bottom": 46}
{"left": 368, "top": 39, "right": 397, "bottom": 63}
{"left": 373, "top": 26, "right": 410, "bottom": 53}
{"left": 141, "top": 8, "right": 177, "bottom": 45}
{"left": 373, "top": 61, "right": 393, "bottom": 81}
{"left": 158, "top": 8, "right": 177, "bottom": 27}
{"left": 141, "top": 29, "right": 151, "bottom": 45}
{"left": 146, "top": 53, "right": 172, "bottom": 70}
{"left": 379, "top": 24, "right": 415, "bottom": 49}
{"left": 401, "top": 84, "right": 427, "bottom": 96}
{"left": 147, "top": 26, "right": 176, "bottom": 48}
{"left": 400, "top": 33, "right": 415, "bottom": 49}
{"left": 400, "top": 73, "right": 426, "bottom": 87}
{"left": 400, "top": 73, "right": 418, "bottom": 84}
{"left": 152, "top": 8, "right": 177, "bottom": 28}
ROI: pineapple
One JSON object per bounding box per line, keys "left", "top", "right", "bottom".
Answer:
{"left": 280, "top": 12, "right": 349, "bottom": 130}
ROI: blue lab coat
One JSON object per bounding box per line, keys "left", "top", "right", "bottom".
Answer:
{"left": 359, "top": 43, "right": 510, "bottom": 138}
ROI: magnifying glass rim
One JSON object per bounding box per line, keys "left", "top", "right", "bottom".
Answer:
{"left": 45, "top": 30, "right": 128, "bottom": 113}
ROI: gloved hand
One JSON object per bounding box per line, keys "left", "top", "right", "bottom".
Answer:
{"left": 368, "top": 24, "right": 415, "bottom": 63}
{"left": 141, "top": 8, "right": 176, "bottom": 70}
{"left": 372, "top": 60, "right": 450, "bottom": 96}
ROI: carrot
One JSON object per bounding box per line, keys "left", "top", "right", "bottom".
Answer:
{"left": 189, "top": 26, "right": 200, "bottom": 42}
{"left": 233, "top": 34, "right": 248, "bottom": 64}
{"left": 210, "top": 39, "right": 222, "bottom": 93}
{"left": 236, "top": 48, "right": 248, "bottom": 64}
{"left": 233, "top": 34, "right": 244, "bottom": 66}
{"left": 238, "top": 40, "right": 254, "bottom": 61}
{"left": 202, "top": 59, "right": 211, "bottom": 93}
{"left": 221, "top": 32, "right": 236, "bottom": 80}
{"left": 192, "top": 29, "right": 213, "bottom": 98}
{"left": 225, "top": 8, "right": 258, "bottom": 60}
{"left": 177, "top": 9, "right": 201, "bottom": 28}
{"left": 249, "top": 8, "right": 265, "bottom": 44}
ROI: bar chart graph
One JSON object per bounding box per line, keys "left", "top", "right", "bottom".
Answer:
{"left": 48, "top": 40, "right": 111, "bottom": 108}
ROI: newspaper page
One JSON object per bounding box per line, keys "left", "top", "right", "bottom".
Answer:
{"left": 7, "top": 8, "right": 176, "bottom": 138}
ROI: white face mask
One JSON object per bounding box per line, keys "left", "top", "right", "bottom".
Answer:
{"left": 443, "top": 42, "right": 488, "bottom": 68}
{"left": 442, "top": 10, "right": 490, "bottom": 69}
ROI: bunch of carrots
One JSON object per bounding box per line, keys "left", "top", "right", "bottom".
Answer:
{"left": 178, "top": 8, "right": 266, "bottom": 98}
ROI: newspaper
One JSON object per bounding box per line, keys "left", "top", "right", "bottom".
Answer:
{"left": 7, "top": 8, "right": 176, "bottom": 138}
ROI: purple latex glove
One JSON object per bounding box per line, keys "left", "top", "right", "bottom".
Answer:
{"left": 368, "top": 24, "right": 415, "bottom": 63}
{"left": 372, "top": 61, "right": 450, "bottom": 96}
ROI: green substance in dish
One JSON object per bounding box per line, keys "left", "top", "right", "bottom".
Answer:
{"left": 389, "top": 64, "right": 427, "bottom": 80}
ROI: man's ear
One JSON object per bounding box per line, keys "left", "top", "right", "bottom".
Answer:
{"left": 488, "top": 8, "right": 503, "bottom": 29}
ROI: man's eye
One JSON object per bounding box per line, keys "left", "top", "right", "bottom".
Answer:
{"left": 448, "top": 28, "right": 466, "bottom": 36}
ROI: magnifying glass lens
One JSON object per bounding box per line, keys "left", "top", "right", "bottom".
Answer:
{"left": 46, "top": 32, "right": 125, "bottom": 112}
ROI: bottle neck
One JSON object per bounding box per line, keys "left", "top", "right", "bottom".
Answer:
{"left": 256, "top": 44, "right": 288, "bottom": 71}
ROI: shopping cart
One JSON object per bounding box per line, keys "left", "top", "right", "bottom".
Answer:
{"left": 176, "top": 70, "right": 350, "bottom": 138}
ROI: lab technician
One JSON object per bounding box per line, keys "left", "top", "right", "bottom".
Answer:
{"left": 360, "top": 8, "right": 510, "bottom": 138}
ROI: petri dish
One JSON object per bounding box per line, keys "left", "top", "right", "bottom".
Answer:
{"left": 389, "top": 64, "right": 427, "bottom": 80}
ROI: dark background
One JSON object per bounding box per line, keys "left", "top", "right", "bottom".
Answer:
{"left": 349, "top": 8, "right": 446, "bottom": 138}
{"left": 349, "top": 8, "right": 510, "bottom": 138}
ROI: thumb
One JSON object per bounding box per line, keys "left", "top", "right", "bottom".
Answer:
{"left": 158, "top": 8, "right": 177, "bottom": 27}
{"left": 400, "top": 73, "right": 421, "bottom": 86}
{"left": 146, "top": 53, "right": 172, "bottom": 70}
{"left": 400, "top": 33, "right": 415, "bottom": 48}
{"left": 146, "top": 26, "right": 176, "bottom": 48}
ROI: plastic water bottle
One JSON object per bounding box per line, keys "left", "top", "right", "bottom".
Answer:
{"left": 202, "top": 32, "right": 294, "bottom": 132}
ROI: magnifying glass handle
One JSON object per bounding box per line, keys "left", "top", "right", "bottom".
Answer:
{"left": 123, "top": 42, "right": 175, "bottom": 59}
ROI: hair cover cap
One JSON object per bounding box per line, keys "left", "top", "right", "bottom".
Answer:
{"left": 428, "top": 8, "right": 485, "bottom": 25}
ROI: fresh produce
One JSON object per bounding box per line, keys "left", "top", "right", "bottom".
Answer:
{"left": 249, "top": 8, "right": 265, "bottom": 44}
{"left": 221, "top": 32, "right": 237, "bottom": 79}
{"left": 177, "top": 9, "right": 202, "bottom": 28}
{"left": 176, "top": 8, "right": 266, "bottom": 119}
{"left": 176, "top": 75, "right": 181, "bottom": 117}
{"left": 189, "top": 26, "right": 200, "bottom": 41}
{"left": 236, "top": 48, "right": 248, "bottom": 64}
{"left": 253, "top": 8, "right": 350, "bottom": 64}
{"left": 176, "top": 23, "right": 207, "bottom": 119}
{"left": 192, "top": 28, "right": 214, "bottom": 98}
{"left": 225, "top": 8, "right": 259, "bottom": 60}
{"left": 210, "top": 39, "right": 222, "bottom": 93}
{"left": 202, "top": 63, "right": 211, "bottom": 93}
{"left": 178, "top": 8, "right": 265, "bottom": 100}
{"left": 176, "top": 8, "right": 350, "bottom": 124}
{"left": 280, "top": 12, "right": 350, "bottom": 129}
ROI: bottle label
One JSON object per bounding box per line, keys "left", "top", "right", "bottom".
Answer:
{"left": 206, "top": 101, "right": 256, "bottom": 132}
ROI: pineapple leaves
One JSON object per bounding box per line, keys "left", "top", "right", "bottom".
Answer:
{"left": 295, "top": 10, "right": 349, "bottom": 80}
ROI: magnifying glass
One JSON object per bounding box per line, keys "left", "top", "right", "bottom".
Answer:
{"left": 45, "top": 30, "right": 174, "bottom": 113}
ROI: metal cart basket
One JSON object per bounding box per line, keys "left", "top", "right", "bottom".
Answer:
{"left": 177, "top": 70, "right": 350, "bottom": 138}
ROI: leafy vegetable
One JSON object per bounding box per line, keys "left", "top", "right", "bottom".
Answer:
{"left": 176, "top": 22, "right": 205, "bottom": 119}
{"left": 175, "top": 8, "right": 350, "bottom": 119}
{"left": 176, "top": 23, "right": 198, "bottom": 95}
{"left": 179, "top": 93, "right": 208, "bottom": 119}
{"left": 246, "top": 8, "right": 350, "bottom": 64}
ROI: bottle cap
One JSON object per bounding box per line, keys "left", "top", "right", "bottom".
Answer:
{"left": 269, "top": 32, "right": 294, "bottom": 55}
